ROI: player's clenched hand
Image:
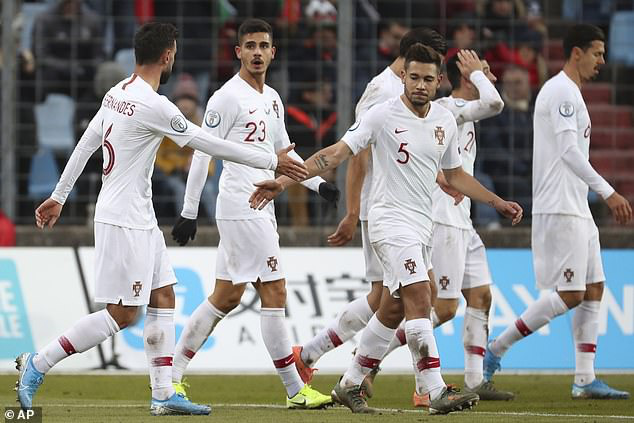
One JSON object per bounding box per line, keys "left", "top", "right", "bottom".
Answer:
{"left": 35, "top": 198, "right": 63, "bottom": 229}
{"left": 250, "top": 180, "right": 284, "bottom": 210}
{"left": 605, "top": 192, "right": 633, "bottom": 224}
{"left": 456, "top": 49, "right": 484, "bottom": 77}
{"left": 171, "top": 216, "right": 197, "bottom": 246}
{"left": 440, "top": 183, "right": 465, "bottom": 206}
{"left": 327, "top": 213, "right": 358, "bottom": 246}
{"left": 276, "top": 143, "right": 308, "bottom": 181}
{"left": 493, "top": 199, "right": 523, "bottom": 225}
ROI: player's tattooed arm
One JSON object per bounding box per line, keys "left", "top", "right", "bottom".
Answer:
{"left": 313, "top": 154, "right": 329, "bottom": 171}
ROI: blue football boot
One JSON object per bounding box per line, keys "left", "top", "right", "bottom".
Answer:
{"left": 483, "top": 341, "right": 502, "bottom": 382}
{"left": 572, "top": 379, "right": 630, "bottom": 399}
{"left": 150, "top": 392, "right": 211, "bottom": 415}
{"left": 15, "top": 353, "right": 45, "bottom": 410}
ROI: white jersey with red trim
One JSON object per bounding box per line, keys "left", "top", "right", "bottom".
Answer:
{"left": 533, "top": 71, "right": 593, "bottom": 218}
{"left": 93, "top": 74, "right": 201, "bottom": 229}
{"left": 355, "top": 66, "right": 403, "bottom": 220}
{"left": 343, "top": 97, "right": 461, "bottom": 245}
{"left": 202, "top": 74, "right": 292, "bottom": 220}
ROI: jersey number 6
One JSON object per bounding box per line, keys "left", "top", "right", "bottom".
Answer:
{"left": 396, "top": 142, "right": 410, "bottom": 164}
{"left": 103, "top": 123, "right": 115, "bottom": 176}
{"left": 245, "top": 120, "right": 266, "bottom": 142}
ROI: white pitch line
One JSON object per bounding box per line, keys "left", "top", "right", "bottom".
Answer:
{"left": 27, "top": 402, "right": 634, "bottom": 419}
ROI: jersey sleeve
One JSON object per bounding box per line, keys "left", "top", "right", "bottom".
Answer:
{"left": 342, "top": 105, "right": 383, "bottom": 155}
{"left": 548, "top": 85, "right": 578, "bottom": 135}
{"left": 202, "top": 89, "right": 240, "bottom": 139}
{"left": 440, "top": 119, "right": 462, "bottom": 170}
{"left": 355, "top": 81, "right": 386, "bottom": 119}
{"left": 446, "top": 71, "right": 504, "bottom": 125}
{"left": 145, "top": 96, "right": 202, "bottom": 147}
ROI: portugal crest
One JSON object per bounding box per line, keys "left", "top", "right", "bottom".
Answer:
{"left": 434, "top": 126, "right": 445, "bottom": 145}
{"left": 132, "top": 281, "right": 142, "bottom": 297}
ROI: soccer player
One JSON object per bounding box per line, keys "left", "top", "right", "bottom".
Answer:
{"left": 168, "top": 19, "right": 335, "bottom": 409}
{"left": 291, "top": 27, "right": 452, "bottom": 390}
{"left": 17, "top": 22, "right": 308, "bottom": 415}
{"left": 250, "top": 43, "right": 523, "bottom": 414}
{"left": 428, "top": 51, "right": 513, "bottom": 400}
{"left": 483, "top": 24, "right": 632, "bottom": 399}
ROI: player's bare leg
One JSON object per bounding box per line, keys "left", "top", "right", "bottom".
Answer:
{"left": 172, "top": 280, "right": 245, "bottom": 383}
{"left": 254, "top": 279, "right": 333, "bottom": 409}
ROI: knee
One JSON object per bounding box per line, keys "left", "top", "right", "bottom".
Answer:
{"left": 259, "top": 281, "right": 287, "bottom": 308}
{"left": 434, "top": 305, "right": 457, "bottom": 325}
{"left": 559, "top": 291, "right": 584, "bottom": 309}
{"left": 106, "top": 304, "right": 139, "bottom": 329}
{"left": 366, "top": 284, "right": 382, "bottom": 311}
{"left": 585, "top": 282, "right": 604, "bottom": 301}
{"left": 210, "top": 292, "right": 241, "bottom": 314}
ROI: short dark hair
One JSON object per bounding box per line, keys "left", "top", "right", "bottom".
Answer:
{"left": 238, "top": 18, "right": 273, "bottom": 44}
{"left": 404, "top": 43, "right": 442, "bottom": 70}
{"left": 134, "top": 22, "right": 178, "bottom": 65}
{"left": 563, "top": 24, "right": 605, "bottom": 59}
{"left": 446, "top": 54, "right": 462, "bottom": 89}
{"left": 399, "top": 27, "right": 447, "bottom": 58}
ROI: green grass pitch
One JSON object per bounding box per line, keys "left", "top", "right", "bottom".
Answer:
{"left": 2, "top": 373, "right": 633, "bottom": 422}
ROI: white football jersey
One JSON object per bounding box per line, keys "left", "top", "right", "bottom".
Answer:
{"left": 533, "top": 71, "right": 593, "bottom": 218}
{"left": 355, "top": 66, "right": 403, "bottom": 220}
{"left": 203, "top": 74, "right": 289, "bottom": 220}
{"left": 92, "top": 74, "right": 201, "bottom": 229}
{"left": 432, "top": 71, "right": 504, "bottom": 229}
{"left": 343, "top": 97, "right": 461, "bottom": 245}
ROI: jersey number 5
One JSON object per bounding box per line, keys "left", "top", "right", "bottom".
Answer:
{"left": 103, "top": 123, "right": 115, "bottom": 176}
{"left": 396, "top": 142, "right": 410, "bottom": 164}
{"left": 245, "top": 120, "right": 266, "bottom": 142}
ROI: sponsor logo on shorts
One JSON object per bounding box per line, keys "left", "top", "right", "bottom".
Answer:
{"left": 563, "top": 268, "right": 574, "bottom": 283}
{"left": 404, "top": 258, "right": 417, "bottom": 275}
{"left": 132, "top": 281, "right": 143, "bottom": 297}
{"left": 435, "top": 126, "right": 445, "bottom": 145}
{"left": 267, "top": 256, "right": 279, "bottom": 272}
{"left": 439, "top": 276, "right": 450, "bottom": 290}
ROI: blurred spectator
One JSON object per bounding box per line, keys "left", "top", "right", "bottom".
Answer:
{"left": 480, "top": 0, "right": 526, "bottom": 43}
{"left": 288, "top": 22, "right": 337, "bottom": 92}
{"left": 285, "top": 71, "right": 337, "bottom": 226}
{"left": 446, "top": 13, "right": 478, "bottom": 59}
{"left": 484, "top": 25, "right": 546, "bottom": 89}
{"left": 376, "top": 20, "right": 409, "bottom": 71}
{"left": 31, "top": 0, "right": 104, "bottom": 101}
{"left": 153, "top": 74, "right": 220, "bottom": 221}
{"left": 0, "top": 210, "right": 16, "bottom": 246}
{"left": 479, "top": 65, "right": 534, "bottom": 219}
{"left": 305, "top": 0, "right": 337, "bottom": 23}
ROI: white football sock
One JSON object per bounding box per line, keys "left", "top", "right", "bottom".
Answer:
{"left": 490, "top": 291, "right": 568, "bottom": 357}
{"left": 33, "top": 309, "right": 120, "bottom": 374}
{"left": 172, "top": 300, "right": 226, "bottom": 383}
{"left": 341, "top": 315, "right": 395, "bottom": 387}
{"left": 382, "top": 320, "right": 406, "bottom": 359}
{"left": 261, "top": 308, "right": 304, "bottom": 398}
{"left": 405, "top": 318, "right": 446, "bottom": 401}
{"left": 573, "top": 300, "right": 600, "bottom": 386}
{"left": 302, "top": 296, "right": 373, "bottom": 366}
{"left": 145, "top": 307, "right": 176, "bottom": 401}
{"left": 463, "top": 307, "right": 488, "bottom": 388}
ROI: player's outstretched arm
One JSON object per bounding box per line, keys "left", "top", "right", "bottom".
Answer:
{"left": 249, "top": 140, "right": 354, "bottom": 210}
{"left": 436, "top": 170, "right": 465, "bottom": 206}
{"left": 187, "top": 132, "right": 307, "bottom": 181}
{"left": 444, "top": 166, "right": 523, "bottom": 225}
{"left": 327, "top": 147, "right": 369, "bottom": 246}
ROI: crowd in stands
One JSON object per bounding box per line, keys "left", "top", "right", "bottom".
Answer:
{"left": 3, "top": 0, "right": 633, "bottom": 228}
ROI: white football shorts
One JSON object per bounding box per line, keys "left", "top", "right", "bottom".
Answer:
{"left": 361, "top": 220, "right": 383, "bottom": 282}
{"left": 94, "top": 222, "right": 176, "bottom": 306}
{"left": 432, "top": 223, "right": 492, "bottom": 299}
{"left": 372, "top": 236, "right": 432, "bottom": 296}
{"left": 216, "top": 218, "right": 284, "bottom": 284}
{"left": 532, "top": 214, "right": 605, "bottom": 291}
